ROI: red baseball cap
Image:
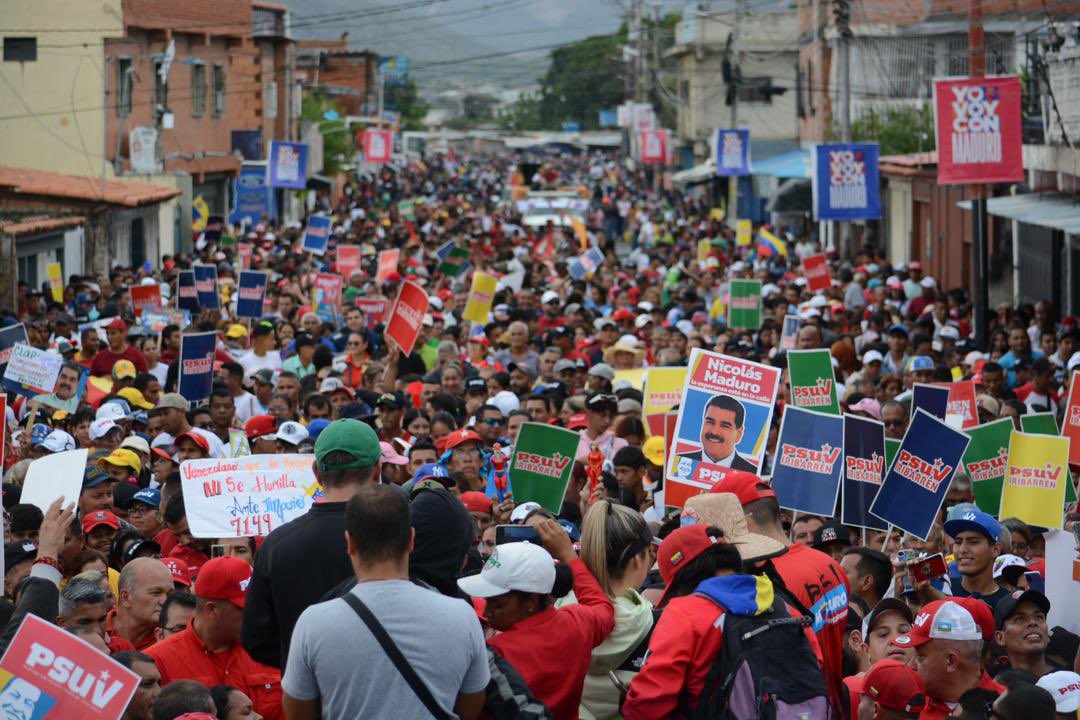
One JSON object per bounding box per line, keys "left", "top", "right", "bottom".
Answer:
{"left": 460, "top": 491, "right": 494, "bottom": 514}
{"left": 82, "top": 510, "right": 120, "bottom": 534}
{"left": 105, "top": 317, "right": 128, "bottom": 332}
{"left": 162, "top": 557, "right": 192, "bottom": 587}
{"left": 175, "top": 431, "right": 210, "bottom": 453}
{"left": 193, "top": 556, "right": 252, "bottom": 608}
{"left": 709, "top": 470, "right": 777, "bottom": 506}
{"left": 892, "top": 600, "right": 982, "bottom": 648}
{"left": 657, "top": 525, "right": 725, "bottom": 606}
{"left": 951, "top": 596, "right": 995, "bottom": 641}
{"left": 443, "top": 428, "right": 482, "bottom": 451}
{"left": 856, "top": 659, "right": 927, "bottom": 714}
{"left": 567, "top": 413, "right": 588, "bottom": 430}
{"left": 244, "top": 414, "right": 277, "bottom": 440}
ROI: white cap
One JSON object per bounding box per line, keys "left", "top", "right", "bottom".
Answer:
{"left": 140, "top": 277, "right": 157, "bottom": 286}
{"left": 41, "top": 430, "right": 75, "bottom": 453}
{"left": 89, "top": 419, "right": 120, "bottom": 441}
{"left": 920, "top": 276, "right": 937, "bottom": 288}
{"left": 594, "top": 317, "right": 616, "bottom": 331}
{"left": 964, "top": 351, "right": 986, "bottom": 366}
{"left": 274, "top": 421, "right": 309, "bottom": 446}
{"left": 634, "top": 314, "right": 652, "bottom": 329}
{"left": 151, "top": 432, "right": 176, "bottom": 449}
{"left": 490, "top": 390, "right": 520, "bottom": 417}
{"left": 895, "top": 601, "right": 982, "bottom": 646}
{"left": 1037, "top": 671, "right": 1080, "bottom": 713}
{"left": 761, "top": 283, "right": 780, "bottom": 296}
{"left": 120, "top": 436, "right": 150, "bottom": 455}
{"left": 808, "top": 295, "right": 829, "bottom": 309}
{"left": 862, "top": 350, "right": 884, "bottom": 365}
{"left": 456, "top": 542, "right": 556, "bottom": 598}
{"left": 939, "top": 325, "right": 960, "bottom": 340}
{"left": 541, "top": 290, "right": 560, "bottom": 305}
{"left": 731, "top": 261, "right": 747, "bottom": 273}
{"left": 588, "top": 363, "right": 615, "bottom": 381}
{"left": 675, "top": 319, "right": 695, "bottom": 335}
{"left": 992, "top": 553, "right": 1028, "bottom": 580}
{"left": 509, "top": 501, "right": 541, "bottom": 523}
{"left": 793, "top": 277, "right": 808, "bottom": 287}
{"left": 636, "top": 301, "right": 654, "bottom": 312}
{"left": 96, "top": 403, "right": 130, "bottom": 422}
{"left": 617, "top": 334, "right": 639, "bottom": 347}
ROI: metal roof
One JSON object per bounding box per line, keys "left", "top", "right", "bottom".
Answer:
{"left": 957, "top": 193, "right": 1080, "bottom": 235}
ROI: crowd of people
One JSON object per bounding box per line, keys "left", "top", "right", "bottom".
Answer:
{"left": 0, "top": 149, "right": 1078, "bottom": 720}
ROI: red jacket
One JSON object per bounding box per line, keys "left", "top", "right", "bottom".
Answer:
{"left": 488, "top": 558, "right": 614, "bottom": 720}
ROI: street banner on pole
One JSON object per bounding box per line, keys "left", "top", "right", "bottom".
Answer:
{"left": 267, "top": 141, "right": 309, "bottom": 189}
{"left": 714, "top": 129, "right": 751, "bottom": 176}
{"left": 811, "top": 143, "right": 882, "bottom": 221}
{"left": 933, "top": 76, "right": 1024, "bottom": 185}
{"left": 235, "top": 271, "right": 268, "bottom": 319}
{"left": 728, "top": 279, "right": 762, "bottom": 329}
{"left": 962, "top": 418, "right": 1014, "bottom": 515}
{"left": 841, "top": 414, "right": 888, "bottom": 530}
{"left": 507, "top": 423, "right": 580, "bottom": 512}
{"left": 666, "top": 348, "right": 781, "bottom": 507}
{"left": 362, "top": 128, "right": 394, "bottom": 164}
{"left": 787, "top": 349, "right": 841, "bottom": 415}
{"left": 803, "top": 253, "right": 831, "bottom": 293}
{"left": 999, "top": 430, "right": 1069, "bottom": 529}
{"left": 462, "top": 272, "right": 497, "bottom": 324}
{"left": 869, "top": 409, "right": 970, "bottom": 540}
{"left": 178, "top": 332, "right": 217, "bottom": 403}
{"left": 770, "top": 406, "right": 844, "bottom": 516}
{"left": 301, "top": 215, "right": 332, "bottom": 255}
{"left": 385, "top": 281, "right": 429, "bottom": 356}
{"left": 640, "top": 130, "right": 668, "bottom": 165}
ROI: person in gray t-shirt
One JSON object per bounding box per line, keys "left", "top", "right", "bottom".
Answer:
{"left": 282, "top": 484, "right": 489, "bottom": 719}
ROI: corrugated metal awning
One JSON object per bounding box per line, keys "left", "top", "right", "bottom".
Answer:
{"left": 957, "top": 194, "right": 1080, "bottom": 235}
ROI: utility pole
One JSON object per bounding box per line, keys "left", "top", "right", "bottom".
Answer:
{"left": 728, "top": 0, "right": 743, "bottom": 226}
{"left": 652, "top": 4, "right": 661, "bottom": 103}
{"left": 635, "top": 0, "right": 645, "bottom": 102}
{"left": 969, "top": 0, "right": 990, "bottom": 350}
{"left": 836, "top": 0, "right": 852, "bottom": 257}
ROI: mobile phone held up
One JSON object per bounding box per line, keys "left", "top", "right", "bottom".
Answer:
{"left": 495, "top": 524, "right": 540, "bottom": 546}
{"left": 909, "top": 553, "right": 949, "bottom": 583}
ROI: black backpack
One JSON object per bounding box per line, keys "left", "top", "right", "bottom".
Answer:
{"left": 688, "top": 594, "right": 830, "bottom": 720}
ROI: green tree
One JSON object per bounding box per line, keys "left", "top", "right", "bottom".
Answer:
{"left": 301, "top": 94, "right": 354, "bottom": 175}
{"left": 384, "top": 79, "right": 429, "bottom": 131}
{"left": 848, "top": 105, "right": 935, "bottom": 156}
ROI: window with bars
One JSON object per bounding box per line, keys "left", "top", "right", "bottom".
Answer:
{"left": 192, "top": 64, "right": 206, "bottom": 116}
{"left": 153, "top": 61, "right": 167, "bottom": 112}
{"left": 213, "top": 64, "right": 225, "bottom": 116}
{"left": 117, "top": 58, "right": 132, "bottom": 116}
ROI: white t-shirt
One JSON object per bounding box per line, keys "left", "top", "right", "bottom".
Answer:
{"left": 233, "top": 392, "right": 260, "bottom": 423}
{"left": 238, "top": 349, "right": 283, "bottom": 378}
{"left": 283, "top": 580, "right": 489, "bottom": 718}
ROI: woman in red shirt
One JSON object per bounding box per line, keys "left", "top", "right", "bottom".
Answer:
{"left": 458, "top": 518, "right": 614, "bottom": 720}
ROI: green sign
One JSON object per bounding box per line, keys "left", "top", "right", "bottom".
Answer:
{"left": 884, "top": 438, "right": 901, "bottom": 475}
{"left": 397, "top": 199, "right": 418, "bottom": 221}
{"left": 438, "top": 246, "right": 471, "bottom": 277}
{"left": 962, "top": 418, "right": 1013, "bottom": 515}
{"left": 728, "top": 279, "right": 762, "bottom": 330}
{"left": 508, "top": 423, "right": 581, "bottom": 512}
{"left": 1018, "top": 413, "right": 1077, "bottom": 502}
{"left": 787, "top": 349, "right": 840, "bottom": 415}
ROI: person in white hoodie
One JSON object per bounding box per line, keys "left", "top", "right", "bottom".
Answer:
{"left": 562, "top": 500, "right": 657, "bottom": 719}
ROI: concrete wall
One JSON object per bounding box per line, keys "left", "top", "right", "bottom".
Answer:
{"left": 0, "top": 0, "right": 124, "bottom": 178}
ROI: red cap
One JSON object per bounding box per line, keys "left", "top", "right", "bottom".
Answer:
{"left": 193, "top": 556, "right": 252, "bottom": 608}
{"left": 612, "top": 308, "right": 635, "bottom": 322}
{"left": 709, "top": 470, "right": 777, "bottom": 506}
{"left": 82, "top": 510, "right": 120, "bottom": 534}
{"left": 443, "top": 428, "right": 482, "bottom": 451}
{"left": 244, "top": 414, "right": 278, "bottom": 440}
{"left": 460, "top": 491, "right": 493, "bottom": 514}
{"left": 951, "top": 596, "right": 995, "bottom": 641}
{"left": 175, "top": 431, "right": 210, "bottom": 452}
{"left": 162, "top": 557, "right": 191, "bottom": 587}
{"left": 856, "top": 659, "right": 927, "bottom": 714}
{"left": 567, "top": 413, "right": 588, "bottom": 430}
{"left": 657, "top": 525, "right": 724, "bottom": 606}
{"left": 105, "top": 317, "right": 129, "bottom": 332}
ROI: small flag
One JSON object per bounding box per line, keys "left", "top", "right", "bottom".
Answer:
{"left": 756, "top": 227, "right": 787, "bottom": 257}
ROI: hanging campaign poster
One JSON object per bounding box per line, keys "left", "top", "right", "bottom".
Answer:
{"left": 643, "top": 367, "right": 688, "bottom": 437}
{"left": 46, "top": 262, "right": 63, "bottom": 303}
{"left": 362, "top": 128, "right": 394, "bottom": 164}
{"left": 912, "top": 383, "right": 949, "bottom": 421}
{"left": 770, "top": 406, "right": 844, "bottom": 516}
{"left": 640, "top": 129, "right": 668, "bottom": 165}
{"left": 787, "top": 349, "right": 840, "bottom": 415}
{"left": 267, "top": 141, "right": 309, "bottom": 189}
{"left": 962, "top": 418, "right": 1013, "bottom": 515}
{"left": 385, "top": 281, "right": 429, "bottom": 356}
{"left": 235, "top": 270, "right": 268, "bottom": 319}
{"left": 0, "top": 613, "right": 140, "bottom": 719}
{"left": 178, "top": 332, "right": 217, "bottom": 403}
{"left": 301, "top": 215, "right": 332, "bottom": 255}
{"left": 1064, "top": 374, "right": 1080, "bottom": 466}
{"left": 2, "top": 344, "right": 62, "bottom": 399}
{"left": 869, "top": 409, "right": 970, "bottom": 540}
{"left": 666, "top": 348, "right": 781, "bottom": 507}
{"left": 999, "top": 430, "right": 1069, "bottom": 529}
{"left": 945, "top": 380, "right": 978, "bottom": 429}
{"left": 337, "top": 244, "right": 361, "bottom": 278}
{"left": 0, "top": 323, "right": 28, "bottom": 379}
{"left": 377, "top": 248, "right": 400, "bottom": 284}
{"left": 728, "top": 279, "right": 762, "bottom": 330}
{"left": 933, "top": 76, "right": 1023, "bottom": 185}
{"left": 436, "top": 240, "right": 471, "bottom": 277}
{"left": 507, "top": 423, "right": 580, "bottom": 512}
{"left": 803, "top": 254, "right": 831, "bottom": 293}
{"left": 841, "top": 414, "right": 888, "bottom": 530}
{"left": 177, "top": 270, "right": 199, "bottom": 312}
{"left": 130, "top": 284, "right": 160, "bottom": 316}
{"left": 714, "top": 129, "right": 751, "bottom": 176}
{"left": 736, "top": 219, "right": 753, "bottom": 247}
{"left": 180, "top": 454, "right": 319, "bottom": 537}
{"left": 192, "top": 264, "right": 220, "bottom": 310}
{"left": 313, "top": 273, "right": 344, "bottom": 323}
{"left": 568, "top": 248, "right": 605, "bottom": 281}
{"left": 230, "top": 165, "right": 276, "bottom": 225}
{"left": 463, "top": 272, "right": 497, "bottom": 324}
{"left": 811, "top": 143, "right": 881, "bottom": 221}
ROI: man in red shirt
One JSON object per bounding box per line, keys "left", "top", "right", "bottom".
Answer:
{"left": 147, "top": 556, "right": 283, "bottom": 720}
{"left": 109, "top": 557, "right": 176, "bottom": 651}
{"left": 712, "top": 471, "right": 850, "bottom": 714}
{"left": 89, "top": 317, "right": 148, "bottom": 377}
{"left": 891, "top": 600, "right": 1004, "bottom": 719}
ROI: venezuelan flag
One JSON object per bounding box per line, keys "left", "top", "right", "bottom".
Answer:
{"left": 756, "top": 227, "right": 788, "bottom": 257}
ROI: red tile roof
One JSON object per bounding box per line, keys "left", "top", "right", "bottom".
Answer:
{"left": 0, "top": 167, "right": 181, "bottom": 208}
{"left": 0, "top": 215, "right": 85, "bottom": 237}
